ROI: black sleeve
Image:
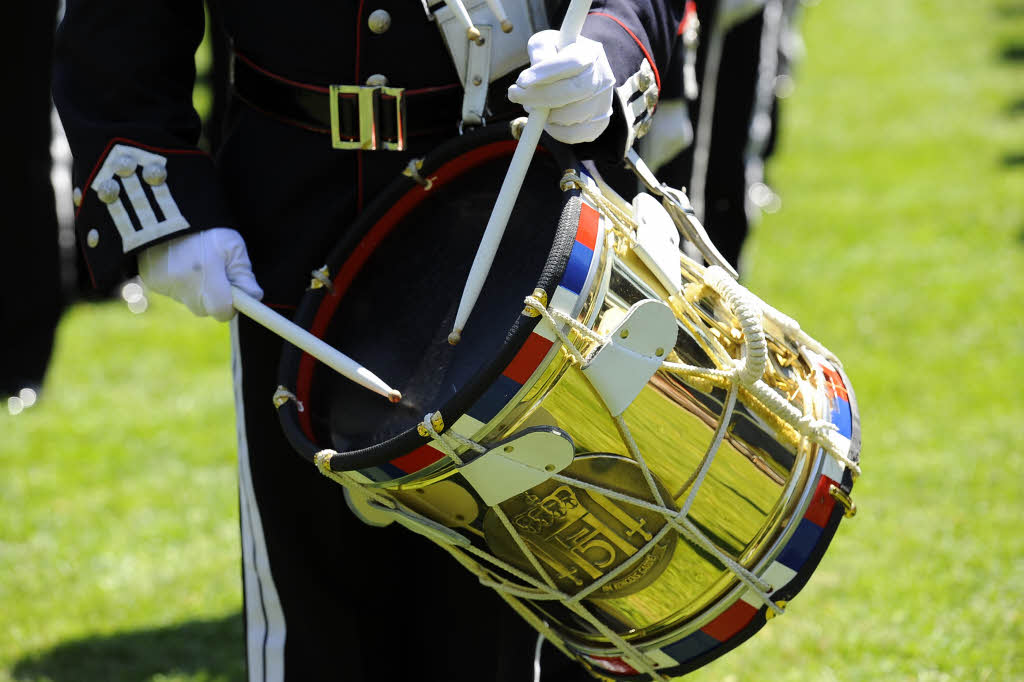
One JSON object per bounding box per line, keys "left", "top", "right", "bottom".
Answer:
{"left": 53, "top": 0, "right": 235, "bottom": 291}
{"left": 576, "top": 0, "right": 686, "bottom": 161}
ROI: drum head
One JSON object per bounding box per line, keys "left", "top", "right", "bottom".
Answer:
{"left": 279, "top": 125, "right": 580, "bottom": 470}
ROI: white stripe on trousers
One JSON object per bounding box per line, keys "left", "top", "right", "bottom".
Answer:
{"left": 231, "top": 318, "right": 287, "bottom": 682}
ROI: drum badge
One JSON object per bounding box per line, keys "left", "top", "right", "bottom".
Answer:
{"left": 483, "top": 456, "right": 677, "bottom": 598}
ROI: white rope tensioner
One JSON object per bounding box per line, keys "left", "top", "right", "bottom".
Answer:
{"left": 417, "top": 411, "right": 487, "bottom": 467}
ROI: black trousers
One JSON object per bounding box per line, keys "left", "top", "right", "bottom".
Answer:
{"left": 220, "top": 103, "right": 593, "bottom": 682}
{"left": 2, "top": 0, "right": 64, "bottom": 397}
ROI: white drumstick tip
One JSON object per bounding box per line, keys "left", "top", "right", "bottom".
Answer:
{"left": 231, "top": 287, "right": 402, "bottom": 404}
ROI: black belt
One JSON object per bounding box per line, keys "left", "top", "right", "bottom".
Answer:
{"left": 230, "top": 52, "right": 521, "bottom": 151}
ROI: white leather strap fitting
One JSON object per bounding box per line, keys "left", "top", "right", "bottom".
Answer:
{"left": 462, "top": 25, "right": 493, "bottom": 124}
{"left": 429, "top": 0, "right": 548, "bottom": 126}
{"left": 614, "top": 58, "right": 659, "bottom": 153}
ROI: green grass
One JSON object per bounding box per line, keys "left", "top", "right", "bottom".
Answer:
{"left": 1, "top": 304, "right": 244, "bottom": 682}
{"left": 4, "top": 0, "right": 1023, "bottom": 680}
{"left": 688, "top": 1, "right": 1024, "bottom": 680}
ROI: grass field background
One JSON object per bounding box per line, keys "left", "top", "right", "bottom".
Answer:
{"left": 3, "top": 0, "right": 1022, "bottom": 680}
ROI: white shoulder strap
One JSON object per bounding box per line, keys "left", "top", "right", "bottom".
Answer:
{"left": 426, "top": 0, "right": 549, "bottom": 126}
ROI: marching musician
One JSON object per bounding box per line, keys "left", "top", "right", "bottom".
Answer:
{"left": 54, "top": 0, "right": 688, "bottom": 678}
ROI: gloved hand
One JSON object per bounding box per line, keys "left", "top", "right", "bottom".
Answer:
{"left": 507, "top": 30, "right": 616, "bottom": 144}
{"left": 137, "top": 227, "right": 263, "bottom": 322}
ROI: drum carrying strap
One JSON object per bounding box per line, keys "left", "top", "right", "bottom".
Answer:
{"left": 625, "top": 149, "right": 739, "bottom": 278}
{"left": 422, "top": 0, "right": 548, "bottom": 125}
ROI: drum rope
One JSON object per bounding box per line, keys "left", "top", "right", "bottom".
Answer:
{"left": 271, "top": 386, "right": 303, "bottom": 411}
{"left": 492, "top": 505, "right": 561, "bottom": 590}
{"left": 314, "top": 448, "right": 776, "bottom": 669}
{"left": 314, "top": 449, "right": 672, "bottom": 677}
{"left": 605, "top": 373, "right": 777, "bottom": 607}
{"left": 564, "top": 171, "right": 843, "bottom": 395}
{"left": 678, "top": 381, "right": 740, "bottom": 513}
{"left": 466, "top": 540, "right": 670, "bottom": 679}
{"left": 703, "top": 266, "right": 769, "bottom": 386}
{"left": 418, "top": 412, "right": 487, "bottom": 466}
{"left": 559, "top": 173, "right": 856, "bottom": 477}
{"left": 561, "top": 607, "right": 668, "bottom": 679}
{"left": 548, "top": 471, "right": 775, "bottom": 599}
{"left": 461, "top": 539, "right": 572, "bottom": 600}
{"left": 613, "top": 415, "right": 666, "bottom": 507}
{"left": 471, "top": 486, "right": 684, "bottom": 609}
{"left": 521, "top": 290, "right": 817, "bottom": 602}
{"left": 467, "top": 467, "right": 692, "bottom": 612}
{"left": 343, "top": 408, "right": 785, "bottom": 609}
{"left": 524, "top": 290, "right": 857, "bottom": 476}
{"left": 761, "top": 300, "right": 841, "bottom": 366}
{"left": 437, "top": 543, "right": 578, "bottom": 661}
{"left": 660, "top": 360, "right": 736, "bottom": 383}
{"left": 746, "top": 380, "right": 860, "bottom": 475}
{"left": 563, "top": 511, "right": 679, "bottom": 605}
{"left": 461, "top": 531, "right": 696, "bottom": 680}
{"left": 524, "top": 294, "right": 596, "bottom": 366}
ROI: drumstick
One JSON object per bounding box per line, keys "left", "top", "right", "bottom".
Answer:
{"left": 444, "top": 0, "right": 485, "bottom": 44}
{"left": 448, "top": 0, "right": 593, "bottom": 345}
{"left": 231, "top": 287, "right": 402, "bottom": 403}
{"left": 484, "top": 0, "right": 515, "bottom": 32}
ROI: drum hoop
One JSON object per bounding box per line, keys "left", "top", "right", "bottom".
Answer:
{"left": 277, "top": 126, "right": 581, "bottom": 472}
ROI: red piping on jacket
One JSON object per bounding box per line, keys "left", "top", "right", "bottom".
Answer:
{"left": 589, "top": 11, "right": 662, "bottom": 92}
{"left": 356, "top": 0, "right": 366, "bottom": 212}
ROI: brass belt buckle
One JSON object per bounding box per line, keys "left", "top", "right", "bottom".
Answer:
{"left": 328, "top": 85, "right": 406, "bottom": 151}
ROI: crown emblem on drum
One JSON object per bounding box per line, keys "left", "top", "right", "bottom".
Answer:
{"left": 483, "top": 457, "right": 677, "bottom": 598}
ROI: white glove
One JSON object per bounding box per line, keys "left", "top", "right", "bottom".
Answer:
{"left": 507, "top": 30, "right": 616, "bottom": 144}
{"left": 137, "top": 227, "right": 264, "bottom": 322}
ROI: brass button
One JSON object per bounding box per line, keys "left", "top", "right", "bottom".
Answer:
{"left": 95, "top": 178, "right": 120, "bottom": 204}
{"left": 644, "top": 90, "right": 659, "bottom": 111}
{"left": 366, "top": 73, "right": 389, "bottom": 87}
{"left": 114, "top": 154, "right": 137, "bottom": 178}
{"left": 367, "top": 9, "right": 391, "bottom": 34}
{"left": 142, "top": 164, "right": 167, "bottom": 186}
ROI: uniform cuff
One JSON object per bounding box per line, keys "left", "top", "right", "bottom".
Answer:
{"left": 72, "top": 139, "right": 234, "bottom": 291}
{"left": 580, "top": 12, "right": 661, "bottom": 161}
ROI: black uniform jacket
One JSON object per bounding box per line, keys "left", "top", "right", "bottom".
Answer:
{"left": 54, "top": 0, "right": 688, "bottom": 299}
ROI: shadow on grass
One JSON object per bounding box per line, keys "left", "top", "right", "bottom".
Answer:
{"left": 11, "top": 613, "right": 245, "bottom": 682}
{"left": 995, "top": 2, "right": 1024, "bottom": 18}
{"left": 999, "top": 42, "right": 1024, "bottom": 62}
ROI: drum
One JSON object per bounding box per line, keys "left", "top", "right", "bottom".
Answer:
{"left": 274, "top": 123, "right": 861, "bottom": 680}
